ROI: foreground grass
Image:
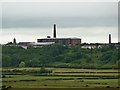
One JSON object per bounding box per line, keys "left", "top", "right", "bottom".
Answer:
{"left": 3, "top": 76, "right": 119, "bottom": 88}
{"left": 2, "top": 67, "right": 119, "bottom": 88}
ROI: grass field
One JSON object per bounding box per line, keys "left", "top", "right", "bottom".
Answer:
{"left": 2, "top": 67, "right": 120, "bottom": 88}
{"left": 3, "top": 67, "right": 119, "bottom": 72}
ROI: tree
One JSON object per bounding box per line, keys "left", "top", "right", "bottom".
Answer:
{"left": 2, "top": 45, "right": 119, "bottom": 68}
{"left": 2, "top": 55, "right": 12, "bottom": 67}
{"left": 19, "top": 61, "right": 25, "bottom": 67}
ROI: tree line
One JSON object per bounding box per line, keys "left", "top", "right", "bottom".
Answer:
{"left": 2, "top": 44, "right": 120, "bottom": 69}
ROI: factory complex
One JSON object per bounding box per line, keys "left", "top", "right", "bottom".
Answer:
{"left": 14, "top": 24, "right": 81, "bottom": 48}
{"left": 7, "top": 24, "right": 119, "bottom": 49}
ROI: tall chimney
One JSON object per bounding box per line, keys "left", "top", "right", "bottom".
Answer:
{"left": 53, "top": 24, "right": 56, "bottom": 38}
{"left": 13, "top": 38, "right": 16, "bottom": 44}
{"left": 109, "top": 34, "right": 111, "bottom": 44}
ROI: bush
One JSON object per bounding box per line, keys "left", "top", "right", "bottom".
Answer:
{"left": 2, "top": 75, "right": 6, "bottom": 78}
{"left": 19, "top": 61, "right": 25, "bottom": 67}
{"left": 39, "top": 67, "right": 52, "bottom": 73}
{"left": 12, "top": 69, "right": 22, "bottom": 72}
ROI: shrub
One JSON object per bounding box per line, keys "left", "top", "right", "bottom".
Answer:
{"left": 39, "top": 67, "right": 52, "bottom": 73}
{"left": 2, "top": 75, "right": 6, "bottom": 78}
{"left": 12, "top": 69, "right": 22, "bottom": 72}
{"left": 19, "top": 61, "right": 25, "bottom": 67}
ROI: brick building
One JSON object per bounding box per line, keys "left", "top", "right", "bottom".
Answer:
{"left": 37, "top": 24, "right": 81, "bottom": 46}
{"left": 37, "top": 38, "right": 81, "bottom": 46}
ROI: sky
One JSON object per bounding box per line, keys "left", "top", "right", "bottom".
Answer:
{"left": 1, "top": 2, "right": 118, "bottom": 44}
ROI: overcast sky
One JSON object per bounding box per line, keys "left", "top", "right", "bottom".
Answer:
{"left": 1, "top": 2, "right": 118, "bottom": 44}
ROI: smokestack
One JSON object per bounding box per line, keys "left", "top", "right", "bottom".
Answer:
{"left": 13, "top": 38, "right": 16, "bottom": 44}
{"left": 53, "top": 24, "right": 56, "bottom": 38}
{"left": 109, "top": 34, "right": 111, "bottom": 44}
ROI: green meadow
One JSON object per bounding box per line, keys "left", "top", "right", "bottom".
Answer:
{"left": 2, "top": 67, "right": 119, "bottom": 88}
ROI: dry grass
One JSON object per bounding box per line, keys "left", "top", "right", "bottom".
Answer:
{"left": 52, "top": 73, "right": 119, "bottom": 76}
{"left": 3, "top": 67, "right": 119, "bottom": 73}
{"left": 52, "top": 68, "right": 119, "bottom": 73}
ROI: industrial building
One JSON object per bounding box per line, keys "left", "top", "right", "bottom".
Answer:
{"left": 18, "top": 42, "right": 55, "bottom": 48}
{"left": 81, "top": 34, "right": 120, "bottom": 49}
{"left": 17, "top": 24, "right": 81, "bottom": 47}
{"left": 37, "top": 24, "right": 81, "bottom": 46}
{"left": 10, "top": 24, "right": 119, "bottom": 49}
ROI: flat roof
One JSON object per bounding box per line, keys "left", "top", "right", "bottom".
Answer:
{"left": 33, "top": 42, "right": 55, "bottom": 45}
{"left": 37, "top": 38, "right": 81, "bottom": 40}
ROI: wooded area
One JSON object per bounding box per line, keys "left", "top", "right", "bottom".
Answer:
{"left": 2, "top": 44, "right": 119, "bottom": 68}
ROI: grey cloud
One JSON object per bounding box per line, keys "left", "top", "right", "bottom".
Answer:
{"left": 2, "top": 16, "right": 117, "bottom": 28}
{"left": 2, "top": 2, "right": 118, "bottom": 28}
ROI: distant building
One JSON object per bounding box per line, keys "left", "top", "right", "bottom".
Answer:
{"left": 18, "top": 42, "right": 55, "bottom": 48}
{"left": 32, "top": 42, "right": 55, "bottom": 47}
{"left": 38, "top": 38, "right": 81, "bottom": 46}
{"left": 111, "top": 42, "right": 120, "bottom": 49}
{"left": 81, "top": 34, "right": 119, "bottom": 49}
{"left": 81, "top": 44, "right": 102, "bottom": 49}
{"left": 81, "top": 42, "right": 120, "bottom": 49}
{"left": 37, "top": 24, "right": 81, "bottom": 46}
{"left": 7, "top": 24, "right": 119, "bottom": 49}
